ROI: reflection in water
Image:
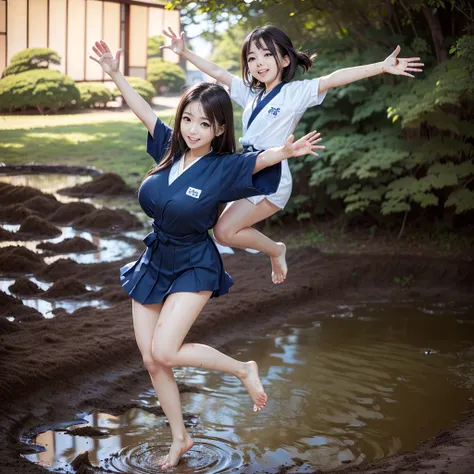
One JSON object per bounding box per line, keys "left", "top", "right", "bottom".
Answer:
{"left": 0, "top": 226, "right": 136, "bottom": 264}
{"left": 0, "top": 278, "right": 107, "bottom": 319}
{"left": 0, "top": 174, "right": 91, "bottom": 204}
{"left": 21, "top": 303, "right": 474, "bottom": 472}
{"left": 0, "top": 174, "right": 144, "bottom": 215}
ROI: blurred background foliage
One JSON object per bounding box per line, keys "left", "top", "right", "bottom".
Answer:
{"left": 172, "top": 0, "right": 474, "bottom": 235}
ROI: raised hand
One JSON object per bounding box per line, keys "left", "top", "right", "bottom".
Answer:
{"left": 161, "top": 27, "right": 186, "bottom": 56}
{"left": 284, "top": 131, "right": 325, "bottom": 158}
{"left": 89, "top": 40, "right": 121, "bottom": 76}
{"left": 382, "top": 45, "right": 424, "bottom": 78}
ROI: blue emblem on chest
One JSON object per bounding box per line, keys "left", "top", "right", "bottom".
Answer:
{"left": 268, "top": 107, "right": 281, "bottom": 118}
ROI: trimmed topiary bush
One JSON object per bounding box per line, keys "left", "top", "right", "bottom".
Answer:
{"left": 76, "top": 82, "right": 113, "bottom": 108}
{"left": 147, "top": 58, "right": 186, "bottom": 93}
{"left": 0, "top": 69, "right": 80, "bottom": 114}
{"left": 111, "top": 76, "right": 156, "bottom": 104}
{"left": 1, "top": 48, "right": 61, "bottom": 78}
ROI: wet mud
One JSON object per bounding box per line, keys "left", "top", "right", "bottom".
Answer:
{"left": 58, "top": 173, "right": 134, "bottom": 198}
{"left": 1, "top": 181, "right": 474, "bottom": 474}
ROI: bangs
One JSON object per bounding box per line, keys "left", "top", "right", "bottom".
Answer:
{"left": 245, "top": 31, "right": 281, "bottom": 62}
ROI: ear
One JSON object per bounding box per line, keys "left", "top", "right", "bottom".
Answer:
{"left": 215, "top": 124, "right": 225, "bottom": 137}
{"left": 282, "top": 55, "right": 290, "bottom": 68}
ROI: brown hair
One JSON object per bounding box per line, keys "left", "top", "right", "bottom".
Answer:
{"left": 241, "top": 25, "right": 315, "bottom": 92}
{"left": 145, "top": 82, "right": 236, "bottom": 178}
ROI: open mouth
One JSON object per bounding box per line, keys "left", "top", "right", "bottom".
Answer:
{"left": 187, "top": 136, "right": 200, "bottom": 144}
{"left": 258, "top": 69, "right": 269, "bottom": 77}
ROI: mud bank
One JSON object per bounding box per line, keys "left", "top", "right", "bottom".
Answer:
{"left": 58, "top": 173, "right": 134, "bottom": 198}
{"left": 1, "top": 247, "right": 473, "bottom": 474}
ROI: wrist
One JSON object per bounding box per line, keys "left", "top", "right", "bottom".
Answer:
{"left": 378, "top": 61, "right": 387, "bottom": 74}
{"left": 181, "top": 48, "right": 192, "bottom": 59}
{"left": 109, "top": 69, "right": 123, "bottom": 79}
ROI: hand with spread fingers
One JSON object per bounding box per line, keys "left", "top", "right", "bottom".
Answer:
{"left": 89, "top": 40, "right": 121, "bottom": 76}
{"left": 382, "top": 45, "right": 424, "bottom": 78}
{"left": 284, "top": 131, "right": 326, "bottom": 158}
{"left": 161, "top": 26, "right": 186, "bottom": 56}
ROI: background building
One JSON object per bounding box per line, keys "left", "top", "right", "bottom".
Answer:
{"left": 0, "top": 0, "right": 180, "bottom": 80}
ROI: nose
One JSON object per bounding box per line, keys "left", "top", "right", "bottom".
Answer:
{"left": 189, "top": 122, "right": 199, "bottom": 134}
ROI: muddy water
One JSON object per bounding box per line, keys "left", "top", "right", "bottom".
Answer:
{"left": 22, "top": 302, "right": 474, "bottom": 472}
{"left": 0, "top": 174, "right": 143, "bottom": 214}
{"left": 0, "top": 226, "right": 137, "bottom": 264}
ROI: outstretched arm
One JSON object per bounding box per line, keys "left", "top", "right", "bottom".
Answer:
{"left": 90, "top": 40, "right": 157, "bottom": 135}
{"left": 319, "top": 45, "right": 424, "bottom": 94}
{"left": 254, "top": 131, "right": 324, "bottom": 174}
{"left": 161, "top": 27, "right": 234, "bottom": 88}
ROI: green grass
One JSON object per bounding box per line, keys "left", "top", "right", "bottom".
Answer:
{"left": 0, "top": 109, "right": 243, "bottom": 188}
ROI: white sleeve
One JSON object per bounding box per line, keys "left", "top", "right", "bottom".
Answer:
{"left": 291, "top": 78, "right": 327, "bottom": 114}
{"left": 230, "top": 75, "right": 254, "bottom": 109}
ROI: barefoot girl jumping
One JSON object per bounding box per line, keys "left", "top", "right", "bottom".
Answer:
{"left": 162, "top": 25, "right": 424, "bottom": 284}
{"left": 90, "top": 40, "right": 324, "bottom": 470}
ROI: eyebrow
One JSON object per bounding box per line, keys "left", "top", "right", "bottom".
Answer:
{"left": 183, "top": 111, "right": 209, "bottom": 121}
{"left": 248, "top": 48, "right": 270, "bottom": 55}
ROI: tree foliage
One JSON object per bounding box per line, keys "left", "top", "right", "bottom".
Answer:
{"left": 76, "top": 82, "right": 113, "bottom": 108}
{"left": 0, "top": 69, "right": 80, "bottom": 114}
{"left": 111, "top": 77, "right": 156, "bottom": 104}
{"left": 1, "top": 48, "right": 61, "bottom": 78}
{"left": 147, "top": 58, "right": 186, "bottom": 93}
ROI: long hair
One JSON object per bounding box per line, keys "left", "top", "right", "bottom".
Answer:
{"left": 145, "top": 82, "right": 236, "bottom": 179}
{"left": 241, "top": 25, "right": 316, "bottom": 92}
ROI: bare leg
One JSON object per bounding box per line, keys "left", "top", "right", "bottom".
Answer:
{"left": 153, "top": 292, "right": 268, "bottom": 412}
{"left": 132, "top": 299, "right": 194, "bottom": 471}
{"left": 214, "top": 198, "right": 287, "bottom": 284}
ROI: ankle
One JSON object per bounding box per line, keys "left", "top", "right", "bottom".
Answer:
{"left": 236, "top": 362, "right": 248, "bottom": 379}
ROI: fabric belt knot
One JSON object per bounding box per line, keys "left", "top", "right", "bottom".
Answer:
{"left": 142, "top": 224, "right": 208, "bottom": 266}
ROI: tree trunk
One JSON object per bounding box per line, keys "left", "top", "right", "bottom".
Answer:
{"left": 422, "top": 6, "right": 448, "bottom": 63}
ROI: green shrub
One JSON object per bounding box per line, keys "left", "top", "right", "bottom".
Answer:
{"left": 0, "top": 69, "right": 79, "bottom": 114}
{"left": 76, "top": 82, "right": 113, "bottom": 108}
{"left": 147, "top": 58, "right": 185, "bottom": 93}
{"left": 148, "top": 35, "right": 164, "bottom": 59}
{"left": 2, "top": 48, "right": 61, "bottom": 78}
{"left": 111, "top": 76, "right": 155, "bottom": 104}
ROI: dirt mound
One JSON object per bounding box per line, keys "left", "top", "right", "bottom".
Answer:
{"left": 67, "top": 426, "right": 108, "bottom": 437}
{"left": 22, "top": 195, "right": 60, "bottom": 215}
{"left": 0, "top": 204, "right": 33, "bottom": 224}
{"left": 58, "top": 173, "right": 133, "bottom": 197}
{"left": 37, "top": 237, "right": 97, "bottom": 253}
{"left": 0, "top": 291, "right": 42, "bottom": 321}
{"left": 0, "top": 318, "right": 20, "bottom": 334}
{"left": 43, "top": 277, "right": 89, "bottom": 298}
{"left": 18, "top": 215, "right": 62, "bottom": 238}
{"left": 94, "top": 287, "right": 129, "bottom": 303}
{"left": 0, "top": 183, "right": 45, "bottom": 205}
{"left": 8, "top": 277, "right": 44, "bottom": 296}
{"left": 49, "top": 202, "right": 96, "bottom": 224}
{"left": 0, "top": 246, "right": 45, "bottom": 274}
{"left": 0, "top": 227, "right": 17, "bottom": 241}
{"left": 36, "top": 258, "right": 81, "bottom": 282}
{"left": 73, "top": 208, "right": 141, "bottom": 233}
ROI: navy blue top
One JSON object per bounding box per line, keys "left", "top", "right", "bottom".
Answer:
{"left": 120, "top": 119, "right": 282, "bottom": 304}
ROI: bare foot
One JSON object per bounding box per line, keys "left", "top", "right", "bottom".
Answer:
{"left": 159, "top": 433, "right": 194, "bottom": 470}
{"left": 271, "top": 242, "right": 287, "bottom": 284}
{"left": 239, "top": 361, "right": 268, "bottom": 412}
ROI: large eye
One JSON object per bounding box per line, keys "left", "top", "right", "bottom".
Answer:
{"left": 182, "top": 116, "right": 190, "bottom": 122}
{"left": 201, "top": 122, "right": 210, "bottom": 128}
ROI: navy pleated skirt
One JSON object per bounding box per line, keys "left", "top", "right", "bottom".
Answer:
{"left": 120, "top": 224, "right": 233, "bottom": 305}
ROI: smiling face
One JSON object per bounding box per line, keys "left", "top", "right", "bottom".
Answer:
{"left": 180, "top": 100, "right": 224, "bottom": 158}
{"left": 246, "top": 39, "right": 290, "bottom": 90}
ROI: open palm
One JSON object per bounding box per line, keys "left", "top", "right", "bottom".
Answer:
{"left": 284, "top": 131, "right": 325, "bottom": 158}
{"left": 383, "top": 45, "right": 424, "bottom": 78}
{"left": 90, "top": 40, "right": 121, "bottom": 75}
{"left": 161, "top": 27, "right": 186, "bottom": 56}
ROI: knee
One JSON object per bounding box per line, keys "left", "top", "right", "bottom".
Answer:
{"left": 142, "top": 354, "right": 162, "bottom": 375}
{"left": 151, "top": 347, "right": 175, "bottom": 368}
{"left": 213, "top": 221, "right": 234, "bottom": 245}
